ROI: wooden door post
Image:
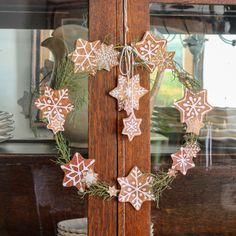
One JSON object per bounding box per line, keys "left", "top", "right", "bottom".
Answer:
{"left": 118, "top": 0, "right": 150, "bottom": 235}
{"left": 88, "top": 1, "right": 118, "bottom": 235}
{"left": 89, "top": 0, "right": 150, "bottom": 235}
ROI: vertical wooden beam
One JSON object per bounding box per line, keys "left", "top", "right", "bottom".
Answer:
{"left": 88, "top": 1, "right": 118, "bottom": 235}
{"left": 89, "top": 0, "right": 150, "bottom": 235}
{"left": 118, "top": 0, "right": 150, "bottom": 235}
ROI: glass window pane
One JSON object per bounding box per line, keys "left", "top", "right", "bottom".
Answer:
{"left": 0, "top": 2, "right": 88, "bottom": 142}
{"left": 0, "top": 2, "right": 88, "bottom": 235}
{"left": 150, "top": 4, "right": 236, "bottom": 235}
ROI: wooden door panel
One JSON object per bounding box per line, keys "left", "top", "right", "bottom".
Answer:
{"left": 88, "top": 1, "right": 118, "bottom": 235}
{"left": 118, "top": 0, "right": 151, "bottom": 235}
{"left": 88, "top": 0, "right": 151, "bottom": 235}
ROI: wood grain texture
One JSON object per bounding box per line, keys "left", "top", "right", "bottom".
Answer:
{"left": 88, "top": 1, "right": 118, "bottom": 235}
{"left": 118, "top": 0, "right": 151, "bottom": 235}
{"left": 150, "top": 0, "right": 236, "bottom": 4}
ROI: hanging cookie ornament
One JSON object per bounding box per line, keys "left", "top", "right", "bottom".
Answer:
{"left": 94, "top": 43, "right": 119, "bottom": 71}
{"left": 109, "top": 74, "right": 148, "bottom": 115}
{"left": 35, "top": 86, "right": 74, "bottom": 134}
{"left": 118, "top": 48, "right": 145, "bottom": 140}
{"left": 69, "top": 38, "right": 101, "bottom": 75}
{"left": 122, "top": 112, "right": 142, "bottom": 141}
{"left": 108, "top": 1, "right": 149, "bottom": 142}
{"left": 117, "top": 166, "right": 155, "bottom": 211}
{"left": 109, "top": 47, "right": 144, "bottom": 140}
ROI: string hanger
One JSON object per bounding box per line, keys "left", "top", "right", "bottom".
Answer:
{"left": 119, "top": 45, "right": 134, "bottom": 79}
{"left": 124, "top": 0, "right": 129, "bottom": 46}
{"left": 119, "top": 0, "right": 135, "bottom": 79}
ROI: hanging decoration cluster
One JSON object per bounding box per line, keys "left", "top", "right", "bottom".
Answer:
{"left": 34, "top": 28, "right": 213, "bottom": 210}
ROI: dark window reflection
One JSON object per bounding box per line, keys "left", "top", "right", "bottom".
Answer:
{"left": 150, "top": 3, "right": 236, "bottom": 236}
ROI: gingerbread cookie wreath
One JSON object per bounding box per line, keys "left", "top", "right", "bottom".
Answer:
{"left": 34, "top": 30, "right": 212, "bottom": 210}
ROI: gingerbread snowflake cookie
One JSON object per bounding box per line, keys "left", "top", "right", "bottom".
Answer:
{"left": 174, "top": 89, "right": 213, "bottom": 123}
{"left": 94, "top": 43, "right": 119, "bottom": 71}
{"left": 70, "top": 38, "right": 101, "bottom": 75}
{"left": 184, "top": 142, "right": 201, "bottom": 158}
{"left": 35, "top": 86, "right": 74, "bottom": 134}
{"left": 61, "top": 152, "right": 96, "bottom": 192}
{"left": 117, "top": 166, "right": 154, "bottom": 210}
{"left": 109, "top": 74, "right": 148, "bottom": 115}
{"left": 151, "top": 48, "right": 176, "bottom": 72}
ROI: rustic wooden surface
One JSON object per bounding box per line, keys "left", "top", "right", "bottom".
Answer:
{"left": 117, "top": 0, "right": 151, "bottom": 235}
{"left": 88, "top": 1, "right": 118, "bottom": 235}
{"left": 0, "top": 150, "right": 86, "bottom": 236}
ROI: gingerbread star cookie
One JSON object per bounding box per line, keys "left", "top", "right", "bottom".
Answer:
{"left": 133, "top": 31, "right": 167, "bottom": 72}
{"left": 174, "top": 89, "right": 213, "bottom": 123}
{"left": 171, "top": 147, "right": 195, "bottom": 175}
{"left": 47, "top": 115, "right": 65, "bottom": 134}
{"left": 122, "top": 113, "right": 142, "bottom": 141}
{"left": 107, "top": 186, "right": 119, "bottom": 197}
{"left": 151, "top": 48, "right": 176, "bottom": 72}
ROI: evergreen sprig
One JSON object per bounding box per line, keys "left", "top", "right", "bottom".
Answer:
{"left": 172, "top": 64, "right": 201, "bottom": 93}
{"left": 54, "top": 132, "right": 71, "bottom": 165}
{"left": 150, "top": 171, "right": 176, "bottom": 208}
{"left": 54, "top": 58, "right": 88, "bottom": 112}
{"left": 78, "top": 181, "right": 112, "bottom": 200}
{"left": 51, "top": 58, "right": 88, "bottom": 165}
